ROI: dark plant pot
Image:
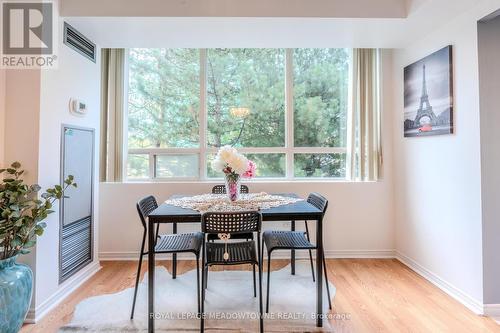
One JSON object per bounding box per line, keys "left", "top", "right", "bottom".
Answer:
{"left": 0, "top": 256, "right": 33, "bottom": 333}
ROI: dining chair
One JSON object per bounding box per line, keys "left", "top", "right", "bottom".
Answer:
{"left": 200, "top": 211, "right": 264, "bottom": 333}
{"left": 130, "top": 195, "right": 204, "bottom": 319}
{"left": 262, "top": 192, "right": 332, "bottom": 312}
{"left": 211, "top": 184, "right": 249, "bottom": 194}
{"left": 209, "top": 184, "right": 253, "bottom": 241}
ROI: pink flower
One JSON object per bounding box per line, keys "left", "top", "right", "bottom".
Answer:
{"left": 242, "top": 160, "right": 256, "bottom": 178}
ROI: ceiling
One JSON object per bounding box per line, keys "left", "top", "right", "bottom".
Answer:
{"left": 61, "top": 0, "right": 409, "bottom": 18}
{"left": 62, "top": 0, "right": 482, "bottom": 48}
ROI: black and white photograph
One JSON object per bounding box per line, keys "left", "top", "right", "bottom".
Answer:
{"left": 404, "top": 45, "right": 454, "bottom": 137}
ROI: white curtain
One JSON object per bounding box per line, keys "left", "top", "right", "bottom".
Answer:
{"left": 347, "top": 48, "right": 382, "bottom": 181}
{"left": 100, "top": 49, "right": 125, "bottom": 182}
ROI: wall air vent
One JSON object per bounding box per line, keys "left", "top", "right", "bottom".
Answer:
{"left": 63, "top": 22, "right": 96, "bottom": 63}
{"left": 59, "top": 125, "right": 95, "bottom": 283}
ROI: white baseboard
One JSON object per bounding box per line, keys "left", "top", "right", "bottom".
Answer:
{"left": 24, "top": 261, "right": 101, "bottom": 324}
{"left": 98, "top": 249, "right": 397, "bottom": 261}
{"left": 484, "top": 304, "right": 500, "bottom": 324}
{"left": 395, "top": 251, "right": 484, "bottom": 315}
{"left": 326, "top": 249, "right": 396, "bottom": 258}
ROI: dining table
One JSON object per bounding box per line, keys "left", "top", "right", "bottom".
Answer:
{"left": 146, "top": 193, "right": 325, "bottom": 333}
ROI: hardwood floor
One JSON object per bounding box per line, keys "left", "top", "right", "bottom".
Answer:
{"left": 21, "top": 259, "right": 499, "bottom": 333}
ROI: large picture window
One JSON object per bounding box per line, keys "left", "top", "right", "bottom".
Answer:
{"left": 126, "top": 48, "right": 350, "bottom": 180}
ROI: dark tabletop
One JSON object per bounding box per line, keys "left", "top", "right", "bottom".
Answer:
{"left": 148, "top": 193, "right": 323, "bottom": 223}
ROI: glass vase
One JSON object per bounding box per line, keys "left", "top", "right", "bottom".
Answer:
{"left": 225, "top": 174, "right": 241, "bottom": 201}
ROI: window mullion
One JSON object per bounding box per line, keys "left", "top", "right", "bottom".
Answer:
{"left": 149, "top": 153, "right": 155, "bottom": 179}
{"left": 200, "top": 49, "right": 207, "bottom": 180}
{"left": 285, "top": 48, "right": 294, "bottom": 180}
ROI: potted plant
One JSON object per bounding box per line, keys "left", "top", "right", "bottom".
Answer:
{"left": 0, "top": 162, "right": 76, "bottom": 333}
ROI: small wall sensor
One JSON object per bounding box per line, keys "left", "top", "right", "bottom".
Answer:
{"left": 69, "top": 98, "right": 88, "bottom": 116}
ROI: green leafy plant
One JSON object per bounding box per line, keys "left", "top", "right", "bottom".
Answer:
{"left": 0, "top": 162, "right": 77, "bottom": 260}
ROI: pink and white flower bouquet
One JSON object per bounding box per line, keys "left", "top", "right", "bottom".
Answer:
{"left": 212, "top": 146, "right": 256, "bottom": 201}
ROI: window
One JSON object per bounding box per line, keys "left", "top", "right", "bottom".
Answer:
{"left": 128, "top": 49, "right": 200, "bottom": 149}
{"left": 293, "top": 48, "right": 349, "bottom": 178}
{"left": 126, "top": 48, "right": 350, "bottom": 180}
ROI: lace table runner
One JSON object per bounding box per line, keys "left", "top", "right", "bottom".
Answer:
{"left": 164, "top": 192, "right": 303, "bottom": 213}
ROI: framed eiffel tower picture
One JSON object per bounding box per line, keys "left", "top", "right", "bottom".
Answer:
{"left": 403, "top": 45, "right": 454, "bottom": 137}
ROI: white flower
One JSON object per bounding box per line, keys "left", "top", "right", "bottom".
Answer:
{"left": 212, "top": 146, "right": 253, "bottom": 176}
{"left": 218, "top": 145, "right": 237, "bottom": 163}
{"left": 230, "top": 154, "right": 248, "bottom": 174}
{"left": 225, "top": 155, "right": 236, "bottom": 168}
{"left": 212, "top": 157, "right": 226, "bottom": 171}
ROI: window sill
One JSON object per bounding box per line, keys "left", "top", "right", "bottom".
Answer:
{"left": 103, "top": 178, "right": 380, "bottom": 184}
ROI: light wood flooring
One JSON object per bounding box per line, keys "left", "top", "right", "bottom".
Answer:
{"left": 20, "top": 259, "right": 500, "bottom": 333}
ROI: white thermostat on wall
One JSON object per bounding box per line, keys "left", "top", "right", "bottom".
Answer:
{"left": 69, "top": 98, "right": 88, "bottom": 116}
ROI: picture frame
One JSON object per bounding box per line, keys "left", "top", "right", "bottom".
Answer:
{"left": 403, "top": 45, "right": 454, "bottom": 137}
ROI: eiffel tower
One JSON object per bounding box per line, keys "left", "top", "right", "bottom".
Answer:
{"left": 414, "top": 64, "right": 437, "bottom": 126}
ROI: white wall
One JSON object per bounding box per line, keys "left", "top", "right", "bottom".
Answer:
{"left": 477, "top": 14, "right": 500, "bottom": 305}
{"left": 392, "top": 0, "right": 500, "bottom": 311}
{"left": 2, "top": 68, "right": 41, "bottom": 311}
{"left": 33, "top": 17, "right": 101, "bottom": 317}
{"left": 99, "top": 51, "right": 395, "bottom": 260}
{"left": 2, "top": 9, "right": 101, "bottom": 320}
{"left": 3, "top": 70, "right": 41, "bottom": 185}
{"left": 0, "top": 69, "right": 5, "bottom": 166}
{"left": 100, "top": 181, "right": 395, "bottom": 258}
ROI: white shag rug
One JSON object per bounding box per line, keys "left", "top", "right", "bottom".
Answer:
{"left": 59, "top": 261, "right": 335, "bottom": 332}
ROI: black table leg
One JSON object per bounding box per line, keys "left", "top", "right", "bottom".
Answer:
{"left": 148, "top": 219, "right": 155, "bottom": 332}
{"left": 291, "top": 220, "right": 295, "bottom": 275}
{"left": 172, "top": 222, "right": 177, "bottom": 279}
{"left": 316, "top": 216, "right": 323, "bottom": 327}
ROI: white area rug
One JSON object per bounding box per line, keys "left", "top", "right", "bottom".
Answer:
{"left": 59, "top": 261, "right": 335, "bottom": 332}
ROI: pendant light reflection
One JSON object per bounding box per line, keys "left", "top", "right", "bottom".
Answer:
{"left": 230, "top": 107, "right": 250, "bottom": 118}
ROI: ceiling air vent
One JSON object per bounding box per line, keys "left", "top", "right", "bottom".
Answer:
{"left": 63, "top": 22, "right": 96, "bottom": 63}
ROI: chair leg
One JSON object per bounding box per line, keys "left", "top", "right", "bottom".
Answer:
{"left": 257, "top": 235, "right": 264, "bottom": 333}
{"left": 154, "top": 224, "right": 159, "bottom": 242}
{"left": 130, "top": 251, "right": 144, "bottom": 319}
{"left": 172, "top": 223, "right": 178, "bottom": 279}
{"left": 261, "top": 238, "right": 265, "bottom": 265}
{"left": 172, "top": 253, "right": 177, "bottom": 279}
{"left": 130, "top": 231, "right": 146, "bottom": 320}
{"left": 196, "top": 256, "right": 201, "bottom": 314}
{"left": 253, "top": 264, "right": 257, "bottom": 297}
{"left": 323, "top": 250, "right": 332, "bottom": 310}
{"left": 291, "top": 220, "right": 295, "bottom": 275}
{"left": 201, "top": 241, "right": 206, "bottom": 332}
{"left": 304, "top": 221, "right": 316, "bottom": 282}
{"left": 205, "top": 267, "right": 209, "bottom": 290}
{"left": 266, "top": 253, "right": 271, "bottom": 313}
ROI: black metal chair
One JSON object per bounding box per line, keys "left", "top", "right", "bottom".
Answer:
{"left": 130, "top": 195, "right": 203, "bottom": 319}
{"left": 262, "top": 192, "right": 332, "bottom": 312}
{"left": 211, "top": 184, "right": 249, "bottom": 194}
{"left": 209, "top": 184, "right": 253, "bottom": 241}
{"left": 200, "top": 211, "right": 264, "bottom": 333}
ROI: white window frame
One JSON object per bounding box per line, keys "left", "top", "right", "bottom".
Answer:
{"left": 125, "top": 48, "right": 349, "bottom": 182}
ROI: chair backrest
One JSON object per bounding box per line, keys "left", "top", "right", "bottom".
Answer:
{"left": 212, "top": 184, "right": 249, "bottom": 194}
{"left": 136, "top": 195, "right": 158, "bottom": 229}
{"left": 307, "top": 192, "right": 328, "bottom": 215}
{"left": 202, "top": 211, "right": 261, "bottom": 234}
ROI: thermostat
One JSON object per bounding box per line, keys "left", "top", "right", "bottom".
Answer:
{"left": 69, "top": 98, "right": 88, "bottom": 116}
